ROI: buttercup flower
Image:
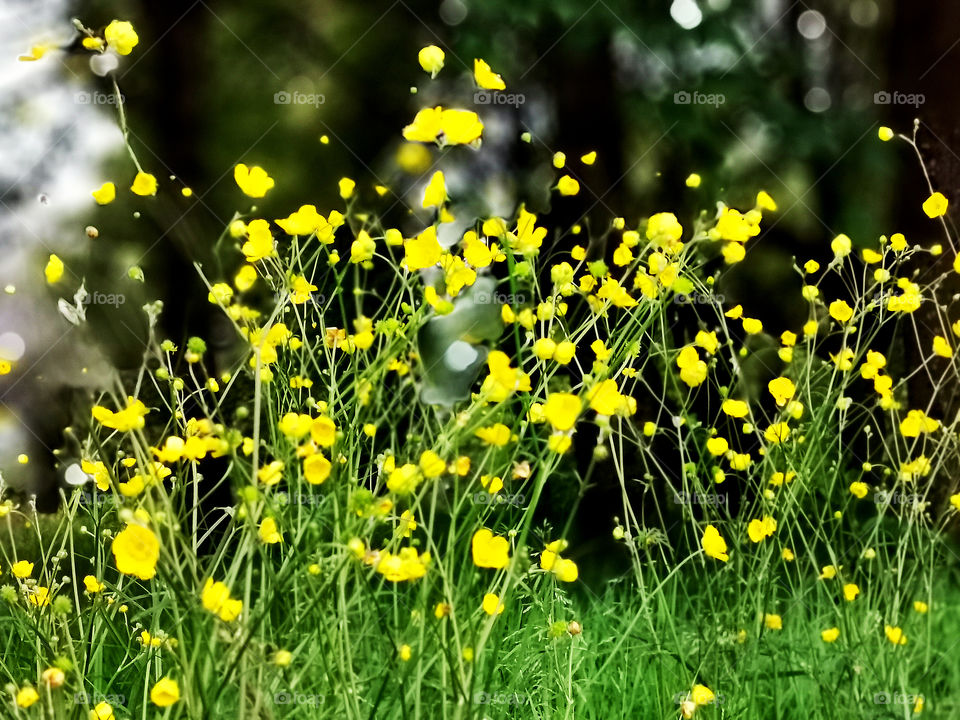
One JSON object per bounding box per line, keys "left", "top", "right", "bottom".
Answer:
{"left": 112, "top": 524, "right": 160, "bottom": 580}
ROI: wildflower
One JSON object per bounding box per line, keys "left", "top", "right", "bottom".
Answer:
{"left": 130, "top": 171, "right": 158, "bottom": 196}
{"left": 89, "top": 702, "right": 115, "bottom": 720}
{"left": 922, "top": 191, "right": 948, "bottom": 218}
{"left": 398, "top": 644, "right": 412, "bottom": 661}
{"left": 900, "top": 409, "right": 939, "bottom": 437}
{"left": 705, "top": 437, "right": 728, "bottom": 456}
{"left": 403, "top": 106, "right": 484, "bottom": 146}
{"left": 387, "top": 463, "right": 422, "bottom": 494}
{"left": 821, "top": 627, "right": 840, "bottom": 642}
{"left": 234, "top": 164, "right": 274, "bottom": 197}
{"left": 843, "top": 583, "right": 860, "bottom": 601}
{"left": 259, "top": 517, "right": 282, "bottom": 544}
{"left": 676, "top": 346, "right": 708, "bottom": 387}
{"left": 419, "top": 450, "right": 446, "bottom": 478}
{"left": 646, "top": 212, "right": 684, "bottom": 253}
{"left": 557, "top": 175, "right": 580, "bottom": 196}
{"left": 12, "top": 560, "right": 33, "bottom": 578}
{"left": 201, "top": 578, "right": 242, "bottom": 622}
{"left": 418, "top": 45, "right": 444, "bottom": 76}
{"left": 933, "top": 335, "right": 953, "bottom": 358}
{"left": 273, "top": 650, "right": 293, "bottom": 666}
{"left": 885, "top": 625, "right": 907, "bottom": 646}
{"left": 112, "top": 524, "right": 160, "bottom": 580}
{"left": 241, "top": 219, "right": 275, "bottom": 262}
{"left": 404, "top": 226, "right": 442, "bottom": 270}
{"left": 474, "top": 58, "right": 505, "bottom": 90}
{"left": 686, "top": 173, "right": 701, "bottom": 187}
{"left": 768, "top": 376, "right": 796, "bottom": 406}
{"left": 422, "top": 170, "right": 446, "bottom": 209}
{"left": 45, "top": 253, "right": 65, "bottom": 284}
{"left": 831, "top": 233, "right": 852, "bottom": 258}
{"left": 701, "top": 525, "right": 729, "bottom": 562}
{"left": 764, "top": 613, "right": 783, "bottom": 630}
{"left": 849, "top": 482, "right": 868, "bottom": 499}
{"left": 150, "top": 677, "right": 180, "bottom": 707}
{"left": 16, "top": 686, "right": 39, "bottom": 708}
{"left": 721, "top": 399, "right": 749, "bottom": 418}
{"left": 471, "top": 529, "right": 510, "bottom": 569}
{"left": 764, "top": 423, "right": 790, "bottom": 443}
{"left": 819, "top": 565, "right": 839, "bottom": 580}
{"left": 829, "top": 300, "right": 854, "bottom": 323}
{"left": 92, "top": 182, "right": 116, "bottom": 205}
{"left": 258, "top": 460, "right": 285, "bottom": 486}
{"left": 482, "top": 593, "right": 505, "bottom": 615}
{"left": 543, "top": 392, "right": 582, "bottom": 431}
{"left": 104, "top": 20, "right": 139, "bottom": 55}
{"left": 540, "top": 540, "right": 578, "bottom": 582}
{"left": 376, "top": 548, "right": 430, "bottom": 581}
{"left": 782, "top": 548, "right": 795, "bottom": 561}
{"left": 587, "top": 379, "right": 626, "bottom": 415}
{"left": 475, "top": 423, "right": 512, "bottom": 446}
{"left": 878, "top": 126, "right": 894, "bottom": 141}
{"left": 914, "top": 601, "right": 929, "bottom": 614}
{"left": 747, "top": 516, "right": 777, "bottom": 543}
{"left": 41, "top": 667, "right": 65, "bottom": 687}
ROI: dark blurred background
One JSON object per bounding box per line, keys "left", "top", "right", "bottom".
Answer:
{"left": 2, "top": 0, "right": 959, "bottom": 504}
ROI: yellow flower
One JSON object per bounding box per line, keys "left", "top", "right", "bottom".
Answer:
{"left": 234, "top": 163, "right": 274, "bottom": 198}
{"left": 259, "top": 517, "right": 282, "bottom": 544}
{"left": 92, "top": 182, "right": 116, "bottom": 205}
{"left": 828, "top": 300, "right": 854, "bottom": 323}
{"left": 581, "top": 151, "right": 597, "bottom": 165}
{"left": 843, "top": 583, "right": 860, "bottom": 601}
{"left": 89, "top": 701, "right": 115, "bottom": 720}
{"left": 303, "top": 454, "right": 331, "bottom": 485}
{"left": 543, "top": 393, "right": 582, "bottom": 431}
{"left": 540, "top": 540, "right": 579, "bottom": 582}
{"left": 404, "top": 226, "right": 442, "bottom": 270}
{"left": 104, "top": 20, "right": 139, "bottom": 55}
{"left": 933, "top": 335, "right": 953, "bottom": 358}
{"left": 16, "top": 687, "right": 40, "bottom": 708}
{"left": 588, "top": 379, "right": 625, "bottom": 415}
{"left": 482, "top": 592, "right": 505, "bottom": 615}
{"left": 475, "top": 423, "right": 512, "bottom": 446}
{"left": 12, "top": 560, "right": 33, "bottom": 578}
{"left": 747, "top": 516, "right": 777, "bottom": 543}
{"left": 112, "top": 524, "right": 160, "bottom": 580}
{"left": 150, "top": 677, "right": 180, "bottom": 707}
{"left": 677, "top": 345, "right": 707, "bottom": 387}
{"left": 398, "top": 644, "right": 412, "bottom": 661}
{"left": 764, "top": 613, "right": 783, "bottom": 630}
{"left": 900, "top": 409, "right": 939, "bottom": 437}
{"left": 646, "top": 212, "right": 684, "bottom": 253}
{"left": 849, "top": 481, "right": 868, "bottom": 499}
{"left": 84, "top": 575, "right": 105, "bottom": 593}
{"left": 721, "top": 399, "right": 749, "bottom": 418}
{"left": 422, "top": 170, "right": 447, "bottom": 208}
{"left": 38, "top": 253, "right": 65, "bottom": 289}
{"left": 418, "top": 45, "right": 445, "bottom": 76}
{"left": 685, "top": 173, "right": 701, "bottom": 188}
{"left": 913, "top": 600, "right": 929, "bottom": 614}
{"left": 821, "top": 627, "right": 840, "bottom": 642}
{"left": 387, "top": 463, "right": 422, "bottom": 494}
{"left": 922, "top": 191, "right": 948, "bottom": 218}
{"left": 557, "top": 175, "right": 580, "bottom": 196}
{"left": 474, "top": 58, "right": 505, "bottom": 90}
{"left": 701, "top": 524, "right": 729, "bottom": 562}
{"left": 878, "top": 126, "right": 894, "bottom": 141}
{"left": 768, "top": 376, "right": 796, "bottom": 406}
{"left": 831, "top": 233, "right": 852, "bottom": 258}
{"left": 690, "top": 684, "right": 715, "bottom": 707}
{"left": 471, "top": 528, "right": 510, "bottom": 569}
{"left": 706, "top": 437, "right": 728, "bottom": 456}
{"left": 884, "top": 625, "right": 907, "bottom": 645}
{"left": 201, "top": 578, "right": 242, "bottom": 622}
{"left": 130, "top": 171, "right": 158, "bottom": 196}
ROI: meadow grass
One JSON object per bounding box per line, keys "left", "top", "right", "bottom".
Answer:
{"left": 2, "top": 18, "right": 960, "bottom": 720}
